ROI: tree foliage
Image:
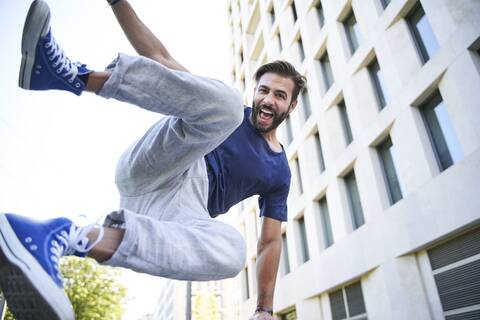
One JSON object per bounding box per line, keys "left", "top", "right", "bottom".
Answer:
{"left": 5, "top": 256, "right": 127, "bottom": 320}
{"left": 192, "top": 291, "right": 221, "bottom": 320}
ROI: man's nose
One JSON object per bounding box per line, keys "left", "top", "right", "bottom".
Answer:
{"left": 263, "top": 93, "right": 274, "bottom": 105}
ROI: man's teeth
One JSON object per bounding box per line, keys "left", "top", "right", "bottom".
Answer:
{"left": 261, "top": 108, "right": 273, "bottom": 115}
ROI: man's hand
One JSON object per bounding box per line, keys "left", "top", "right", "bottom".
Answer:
{"left": 249, "top": 311, "right": 275, "bottom": 320}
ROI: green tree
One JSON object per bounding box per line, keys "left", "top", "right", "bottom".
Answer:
{"left": 5, "top": 256, "right": 127, "bottom": 320}
{"left": 192, "top": 291, "right": 221, "bottom": 320}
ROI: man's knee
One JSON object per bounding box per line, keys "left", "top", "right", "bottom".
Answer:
{"left": 210, "top": 82, "right": 244, "bottom": 131}
{"left": 222, "top": 233, "right": 246, "bottom": 278}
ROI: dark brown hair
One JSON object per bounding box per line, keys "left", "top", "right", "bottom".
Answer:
{"left": 253, "top": 60, "right": 307, "bottom": 103}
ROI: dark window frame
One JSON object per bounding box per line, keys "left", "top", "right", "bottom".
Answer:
{"left": 368, "top": 58, "right": 388, "bottom": 110}
{"left": 343, "top": 10, "right": 361, "bottom": 55}
{"left": 339, "top": 101, "right": 353, "bottom": 145}
{"left": 377, "top": 137, "right": 403, "bottom": 205}
{"left": 297, "top": 216, "right": 310, "bottom": 263}
{"left": 319, "top": 51, "right": 334, "bottom": 91}
{"left": 406, "top": 2, "right": 439, "bottom": 63}
{"left": 344, "top": 170, "right": 365, "bottom": 230}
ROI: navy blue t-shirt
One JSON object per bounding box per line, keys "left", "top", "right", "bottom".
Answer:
{"left": 205, "top": 107, "right": 291, "bottom": 221}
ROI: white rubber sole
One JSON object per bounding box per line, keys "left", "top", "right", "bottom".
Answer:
{"left": 18, "top": 0, "right": 51, "bottom": 90}
{"left": 0, "top": 214, "right": 75, "bottom": 320}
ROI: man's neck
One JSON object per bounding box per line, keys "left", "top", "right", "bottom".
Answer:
{"left": 250, "top": 114, "right": 282, "bottom": 152}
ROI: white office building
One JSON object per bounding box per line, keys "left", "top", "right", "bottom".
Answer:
{"left": 227, "top": 0, "right": 480, "bottom": 319}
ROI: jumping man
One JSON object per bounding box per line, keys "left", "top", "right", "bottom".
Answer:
{"left": 0, "top": 1, "right": 306, "bottom": 319}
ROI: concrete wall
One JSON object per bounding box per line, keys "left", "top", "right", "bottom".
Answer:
{"left": 227, "top": 0, "right": 480, "bottom": 318}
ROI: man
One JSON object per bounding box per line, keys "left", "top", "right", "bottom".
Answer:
{"left": 0, "top": 0, "right": 306, "bottom": 319}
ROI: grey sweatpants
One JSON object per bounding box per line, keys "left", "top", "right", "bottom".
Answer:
{"left": 97, "top": 54, "right": 246, "bottom": 281}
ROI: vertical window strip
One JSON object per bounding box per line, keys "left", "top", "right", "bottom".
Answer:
{"left": 380, "top": 0, "right": 391, "bottom": 9}
{"left": 339, "top": 101, "right": 353, "bottom": 145}
{"left": 298, "top": 216, "right": 310, "bottom": 262}
{"left": 301, "top": 91, "right": 312, "bottom": 122}
{"left": 368, "top": 59, "right": 389, "bottom": 109}
{"left": 407, "top": 3, "right": 440, "bottom": 63}
{"left": 421, "top": 92, "right": 463, "bottom": 171}
{"left": 285, "top": 115, "right": 294, "bottom": 145}
{"left": 292, "top": 1, "right": 298, "bottom": 22}
{"left": 320, "top": 51, "right": 334, "bottom": 91}
{"left": 298, "top": 37, "right": 305, "bottom": 61}
{"left": 345, "top": 170, "right": 365, "bottom": 229}
{"left": 282, "top": 233, "right": 291, "bottom": 275}
{"left": 314, "top": 132, "right": 326, "bottom": 172}
{"left": 319, "top": 197, "right": 334, "bottom": 247}
{"left": 243, "top": 267, "right": 250, "bottom": 300}
{"left": 316, "top": 1, "right": 325, "bottom": 28}
{"left": 294, "top": 158, "right": 304, "bottom": 195}
{"left": 378, "top": 137, "right": 403, "bottom": 204}
{"left": 344, "top": 10, "right": 361, "bottom": 54}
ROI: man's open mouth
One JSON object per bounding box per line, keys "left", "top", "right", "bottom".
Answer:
{"left": 259, "top": 108, "right": 274, "bottom": 121}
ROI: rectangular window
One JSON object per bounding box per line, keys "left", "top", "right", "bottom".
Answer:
{"left": 420, "top": 91, "right": 463, "bottom": 172}
{"left": 368, "top": 58, "right": 390, "bottom": 109}
{"left": 297, "top": 216, "right": 310, "bottom": 263}
{"left": 377, "top": 137, "right": 403, "bottom": 205}
{"left": 319, "top": 51, "right": 334, "bottom": 91}
{"left": 293, "top": 157, "right": 304, "bottom": 195}
{"left": 338, "top": 101, "right": 353, "bottom": 145}
{"left": 380, "top": 0, "right": 391, "bottom": 9}
{"left": 318, "top": 197, "right": 334, "bottom": 248}
{"left": 281, "top": 233, "right": 291, "bottom": 275}
{"left": 344, "top": 170, "right": 365, "bottom": 229}
{"left": 300, "top": 91, "right": 312, "bottom": 122}
{"left": 243, "top": 267, "right": 250, "bottom": 300}
{"left": 285, "top": 114, "right": 294, "bottom": 145}
{"left": 277, "top": 33, "right": 283, "bottom": 52}
{"left": 330, "top": 281, "right": 367, "bottom": 320}
{"left": 291, "top": 1, "right": 298, "bottom": 22}
{"left": 407, "top": 3, "right": 440, "bottom": 63}
{"left": 298, "top": 37, "right": 305, "bottom": 62}
{"left": 314, "top": 132, "right": 326, "bottom": 173}
{"left": 269, "top": 6, "right": 276, "bottom": 26}
{"left": 316, "top": 1, "right": 325, "bottom": 28}
{"left": 343, "top": 10, "right": 362, "bottom": 55}
{"left": 428, "top": 226, "right": 480, "bottom": 319}
{"left": 280, "top": 309, "right": 297, "bottom": 320}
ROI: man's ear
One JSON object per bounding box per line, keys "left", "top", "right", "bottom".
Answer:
{"left": 288, "top": 100, "right": 298, "bottom": 113}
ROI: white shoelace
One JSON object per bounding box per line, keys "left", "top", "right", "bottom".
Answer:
{"left": 44, "top": 33, "right": 79, "bottom": 83}
{"left": 50, "top": 223, "right": 105, "bottom": 265}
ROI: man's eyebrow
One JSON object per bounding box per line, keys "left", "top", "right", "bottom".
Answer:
{"left": 258, "top": 85, "right": 288, "bottom": 96}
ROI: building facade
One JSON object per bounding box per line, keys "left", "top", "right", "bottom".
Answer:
{"left": 227, "top": 0, "right": 480, "bottom": 319}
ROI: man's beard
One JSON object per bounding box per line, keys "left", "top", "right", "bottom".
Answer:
{"left": 251, "top": 101, "right": 291, "bottom": 133}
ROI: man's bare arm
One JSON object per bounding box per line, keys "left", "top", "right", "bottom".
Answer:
{"left": 255, "top": 217, "right": 282, "bottom": 316}
{"left": 110, "top": 0, "right": 189, "bottom": 72}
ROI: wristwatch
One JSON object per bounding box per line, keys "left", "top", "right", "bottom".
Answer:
{"left": 255, "top": 306, "right": 273, "bottom": 316}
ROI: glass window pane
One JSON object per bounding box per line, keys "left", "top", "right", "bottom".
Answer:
{"left": 292, "top": 1, "right": 298, "bottom": 22}
{"left": 381, "top": 0, "right": 391, "bottom": 9}
{"left": 301, "top": 92, "right": 312, "bottom": 121}
{"left": 320, "top": 52, "right": 334, "bottom": 90}
{"left": 298, "top": 38, "right": 305, "bottom": 61}
{"left": 285, "top": 115, "right": 294, "bottom": 145}
{"left": 434, "top": 101, "right": 463, "bottom": 163}
{"left": 330, "top": 289, "right": 347, "bottom": 320}
{"left": 281, "top": 233, "right": 291, "bottom": 274}
{"left": 339, "top": 101, "right": 353, "bottom": 145}
{"left": 345, "top": 12, "right": 362, "bottom": 54}
{"left": 369, "top": 59, "right": 390, "bottom": 109}
{"left": 421, "top": 92, "right": 463, "bottom": 171}
{"left": 315, "top": 132, "right": 326, "bottom": 172}
{"left": 345, "top": 171, "right": 365, "bottom": 229}
{"left": 378, "top": 138, "right": 403, "bottom": 204}
{"left": 298, "top": 217, "right": 310, "bottom": 262}
{"left": 345, "top": 282, "right": 367, "bottom": 316}
{"left": 319, "top": 198, "right": 334, "bottom": 247}
{"left": 415, "top": 11, "right": 439, "bottom": 59}
{"left": 294, "top": 158, "right": 304, "bottom": 195}
{"left": 409, "top": 4, "right": 439, "bottom": 62}
{"left": 316, "top": 2, "right": 325, "bottom": 28}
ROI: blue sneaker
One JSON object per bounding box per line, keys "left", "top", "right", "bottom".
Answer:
{"left": 0, "top": 213, "right": 103, "bottom": 320}
{"left": 19, "top": 0, "right": 91, "bottom": 96}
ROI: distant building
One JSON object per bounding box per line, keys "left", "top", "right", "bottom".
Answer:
{"left": 227, "top": 0, "right": 480, "bottom": 319}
